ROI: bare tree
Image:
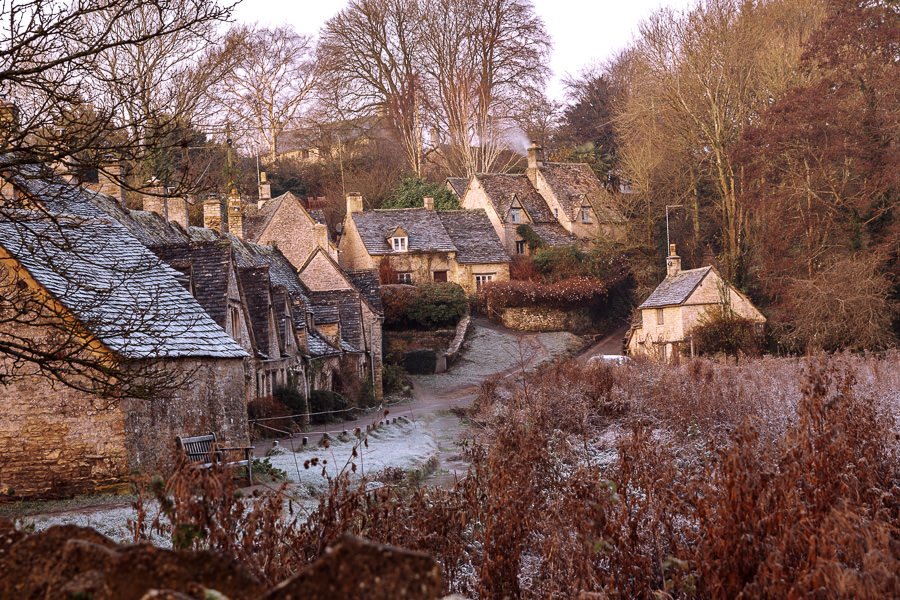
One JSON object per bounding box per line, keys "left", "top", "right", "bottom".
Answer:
{"left": 421, "top": 0, "right": 550, "bottom": 176}
{"left": 218, "top": 25, "right": 318, "bottom": 162}
{"left": 318, "top": 0, "right": 426, "bottom": 176}
{"left": 0, "top": 0, "right": 237, "bottom": 398}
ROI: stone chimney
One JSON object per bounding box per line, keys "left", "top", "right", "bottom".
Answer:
{"left": 423, "top": 196, "right": 434, "bottom": 211}
{"left": 166, "top": 196, "right": 189, "bottom": 230}
{"left": 143, "top": 180, "right": 190, "bottom": 229}
{"left": 0, "top": 97, "right": 19, "bottom": 147}
{"left": 258, "top": 171, "right": 271, "bottom": 208}
{"left": 666, "top": 243, "right": 682, "bottom": 277}
{"left": 527, "top": 141, "right": 544, "bottom": 170}
{"left": 227, "top": 190, "right": 243, "bottom": 238}
{"left": 314, "top": 222, "right": 329, "bottom": 249}
{"left": 346, "top": 192, "right": 364, "bottom": 214}
{"left": 203, "top": 197, "right": 225, "bottom": 232}
{"left": 97, "top": 161, "right": 126, "bottom": 204}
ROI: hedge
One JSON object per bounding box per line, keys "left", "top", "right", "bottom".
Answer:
{"left": 477, "top": 276, "right": 608, "bottom": 310}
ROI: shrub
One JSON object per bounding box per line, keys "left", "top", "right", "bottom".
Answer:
{"left": 509, "top": 254, "right": 539, "bottom": 281}
{"left": 382, "top": 362, "right": 409, "bottom": 395}
{"left": 273, "top": 385, "right": 306, "bottom": 414}
{"left": 477, "top": 276, "right": 607, "bottom": 311}
{"left": 307, "top": 389, "right": 348, "bottom": 424}
{"left": 515, "top": 224, "right": 544, "bottom": 252}
{"left": 691, "top": 306, "right": 764, "bottom": 358}
{"left": 406, "top": 282, "right": 467, "bottom": 328}
{"left": 246, "top": 396, "right": 294, "bottom": 439}
{"left": 381, "top": 284, "right": 419, "bottom": 328}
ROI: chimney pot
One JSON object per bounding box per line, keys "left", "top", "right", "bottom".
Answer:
{"left": 423, "top": 196, "right": 434, "bottom": 210}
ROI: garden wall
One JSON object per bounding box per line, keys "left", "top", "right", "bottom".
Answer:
{"left": 500, "top": 307, "right": 592, "bottom": 332}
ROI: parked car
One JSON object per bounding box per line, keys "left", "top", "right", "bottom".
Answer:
{"left": 588, "top": 354, "right": 630, "bottom": 366}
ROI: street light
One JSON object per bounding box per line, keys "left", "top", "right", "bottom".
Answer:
{"left": 665, "top": 204, "right": 684, "bottom": 252}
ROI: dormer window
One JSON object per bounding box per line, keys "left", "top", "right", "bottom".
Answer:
{"left": 580, "top": 207, "right": 592, "bottom": 223}
{"left": 510, "top": 208, "right": 523, "bottom": 223}
{"left": 391, "top": 236, "right": 408, "bottom": 252}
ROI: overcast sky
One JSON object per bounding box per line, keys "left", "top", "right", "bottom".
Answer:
{"left": 234, "top": 0, "right": 696, "bottom": 101}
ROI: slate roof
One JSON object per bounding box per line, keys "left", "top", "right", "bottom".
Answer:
{"left": 242, "top": 191, "right": 309, "bottom": 242}
{"left": 0, "top": 211, "right": 246, "bottom": 360}
{"left": 238, "top": 266, "right": 276, "bottom": 358}
{"left": 308, "top": 209, "right": 327, "bottom": 225}
{"left": 351, "top": 208, "right": 456, "bottom": 255}
{"left": 308, "top": 289, "right": 364, "bottom": 350}
{"left": 475, "top": 173, "right": 556, "bottom": 223}
{"left": 446, "top": 177, "right": 469, "bottom": 198}
{"left": 639, "top": 267, "right": 713, "bottom": 309}
{"left": 438, "top": 210, "right": 509, "bottom": 264}
{"left": 346, "top": 270, "right": 383, "bottom": 315}
{"left": 540, "top": 163, "right": 625, "bottom": 223}
{"left": 530, "top": 223, "right": 577, "bottom": 247}
{"left": 307, "top": 329, "right": 341, "bottom": 357}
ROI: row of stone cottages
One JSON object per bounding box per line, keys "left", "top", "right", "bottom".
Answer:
{"left": 0, "top": 167, "right": 382, "bottom": 498}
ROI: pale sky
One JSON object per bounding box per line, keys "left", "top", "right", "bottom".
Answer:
{"left": 233, "top": 0, "right": 696, "bottom": 101}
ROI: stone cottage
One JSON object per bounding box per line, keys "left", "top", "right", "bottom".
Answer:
{"left": 338, "top": 193, "right": 510, "bottom": 293}
{"left": 0, "top": 172, "right": 249, "bottom": 498}
{"left": 626, "top": 245, "right": 766, "bottom": 361}
{"left": 461, "top": 142, "right": 625, "bottom": 255}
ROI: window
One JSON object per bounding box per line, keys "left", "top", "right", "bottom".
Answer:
{"left": 515, "top": 240, "right": 526, "bottom": 254}
{"left": 229, "top": 306, "right": 241, "bottom": 343}
{"left": 510, "top": 208, "right": 522, "bottom": 223}
{"left": 397, "top": 272, "right": 413, "bottom": 284}
{"left": 656, "top": 308, "right": 664, "bottom": 325}
{"left": 580, "top": 207, "right": 592, "bottom": 223}
{"left": 433, "top": 270, "right": 448, "bottom": 282}
{"left": 553, "top": 208, "right": 559, "bottom": 219}
{"left": 391, "top": 236, "right": 408, "bottom": 252}
{"left": 475, "top": 273, "right": 495, "bottom": 290}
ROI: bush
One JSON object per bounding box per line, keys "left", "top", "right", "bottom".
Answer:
{"left": 477, "top": 277, "right": 607, "bottom": 311}
{"left": 307, "top": 389, "right": 349, "bottom": 425}
{"left": 509, "top": 254, "right": 539, "bottom": 281}
{"left": 273, "top": 385, "right": 306, "bottom": 414}
{"left": 247, "top": 396, "right": 294, "bottom": 440}
{"left": 382, "top": 282, "right": 467, "bottom": 329}
{"left": 406, "top": 282, "right": 467, "bottom": 328}
{"left": 381, "top": 284, "right": 420, "bottom": 328}
{"left": 515, "top": 224, "right": 544, "bottom": 252}
{"left": 692, "top": 307, "right": 764, "bottom": 358}
{"left": 382, "top": 362, "right": 409, "bottom": 395}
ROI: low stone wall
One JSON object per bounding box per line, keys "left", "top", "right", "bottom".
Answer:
{"left": 444, "top": 314, "right": 471, "bottom": 368}
{"left": 501, "top": 307, "right": 569, "bottom": 332}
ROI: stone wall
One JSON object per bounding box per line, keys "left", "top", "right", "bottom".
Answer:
{"left": 122, "top": 357, "right": 250, "bottom": 476}
{"left": 500, "top": 306, "right": 570, "bottom": 332}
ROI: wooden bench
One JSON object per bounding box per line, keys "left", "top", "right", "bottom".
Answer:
{"left": 175, "top": 432, "right": 255, "bottom": 485}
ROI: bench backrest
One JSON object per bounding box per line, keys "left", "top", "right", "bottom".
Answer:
{"left": 176, "top": 432, "right": 218, "bottom": 462}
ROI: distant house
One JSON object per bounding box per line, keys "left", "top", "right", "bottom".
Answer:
{"left": 461, "top": 143, "right": 625, "bottom": 255}
{"left": 338, "top": 193, "right": 510, "bottom": 293}
{"left": 445, "top": 177, "right": 468, "bottom": 200}
{"left": 0, "top": 171, "right": 249, "bottom": 498}
{"left": 626, "top": 245, "right": 766, "bottom": 361}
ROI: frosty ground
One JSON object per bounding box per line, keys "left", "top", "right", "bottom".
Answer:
{"left": 5, "top": 321, "right": 587, "bottom": 543}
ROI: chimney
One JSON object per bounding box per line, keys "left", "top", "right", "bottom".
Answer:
{"left": 258, "top": 170, "right": 271, "bottom": 207}
{"left": 227, "top": 190, "right": 243, "bottom": 238}
{"left": 346, "top": 192, "right": 363, "bottom": 214}
{"left": 527, "top": 141, "right": 544, "bottom": 170}
{"left": 166, "top": 196, "right": 189, "bottom": 230}
{"left": 203, "top": 197, "right": 225, "bottom": 232}
{"left": 142, "top": 178, "right": 166, "bottom": 218}
{"left": 0, "top": 97, "right": 19, "bottom": 147}
{"left": 97, "top": 160, "right": 125, "bottom": 203}
{"left": 314, "top": 222, "right": 329, "bottom": 249}
{"left": 666, "top": 243, "right": 682, "bottom": 277}
{"left": 423, "top": 196, "right": 434, "bottom": 211}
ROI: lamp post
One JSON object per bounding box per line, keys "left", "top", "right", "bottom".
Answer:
{"left": 665, "top": 204, "right": 684, "bottom": 252}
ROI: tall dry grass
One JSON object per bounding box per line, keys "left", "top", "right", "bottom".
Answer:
{"left": 134, "top": 353, "right": 900, "bottom": 598}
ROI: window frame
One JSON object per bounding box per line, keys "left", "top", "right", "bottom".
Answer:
{"left": 391, "top": 236, "right": 408, "bottom": 252}
{"left": 397, "top": 272, "right": 413, "bottom": 284}
{"left": 656, "top": 308, "right": 665, "bottom": 325}
{"left": 510, "top": 207, "right": 522, "bottom": 223}
{"left": 515, "top": 240, "right": 526, "bottom": 254}
{"left": 580, "top": 206, "right": 593, "bottom": 224}
{"left": 475, "top": 273, "right": 495, "bottom": 290}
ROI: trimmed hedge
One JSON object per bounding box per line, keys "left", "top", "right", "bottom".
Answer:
{"left": 476, "top": 276, "right": 608, "bottom": 310}
{"left": 382, "top": 282, "right": 467, "bottom": 329}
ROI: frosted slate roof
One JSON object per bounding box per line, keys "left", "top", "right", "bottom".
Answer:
{"left": 475, "top": 173, "right": 555, "bottom": 223}
{"left": 437, "top": 210, "right": 509, "bottom": 264}
{"left": 346, "top": 269, "right": 383, "bottom": 315}
{"left": 639, "top": 267, "right": 712, "bottom": 309}
{"left": 446, "top": 177, "right": 469, "bottom": 198}
{"left": 351, "top": 208, "right": 456, "bottom": 255}
{"left": 0, "top": 212, "right": 247, "bottom": 360}
{"left": 530, "top": 223, "right": 577, "bottom": 247}
{"left": 540, "top": 163, "right": 625, "bottom": 223}
{"left": 307, "top": 330, "right": 341, "bottom": 357}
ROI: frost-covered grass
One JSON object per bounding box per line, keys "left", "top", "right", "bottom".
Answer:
{"left": 16, "top": 418, "right": 440, "bottom": 544}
